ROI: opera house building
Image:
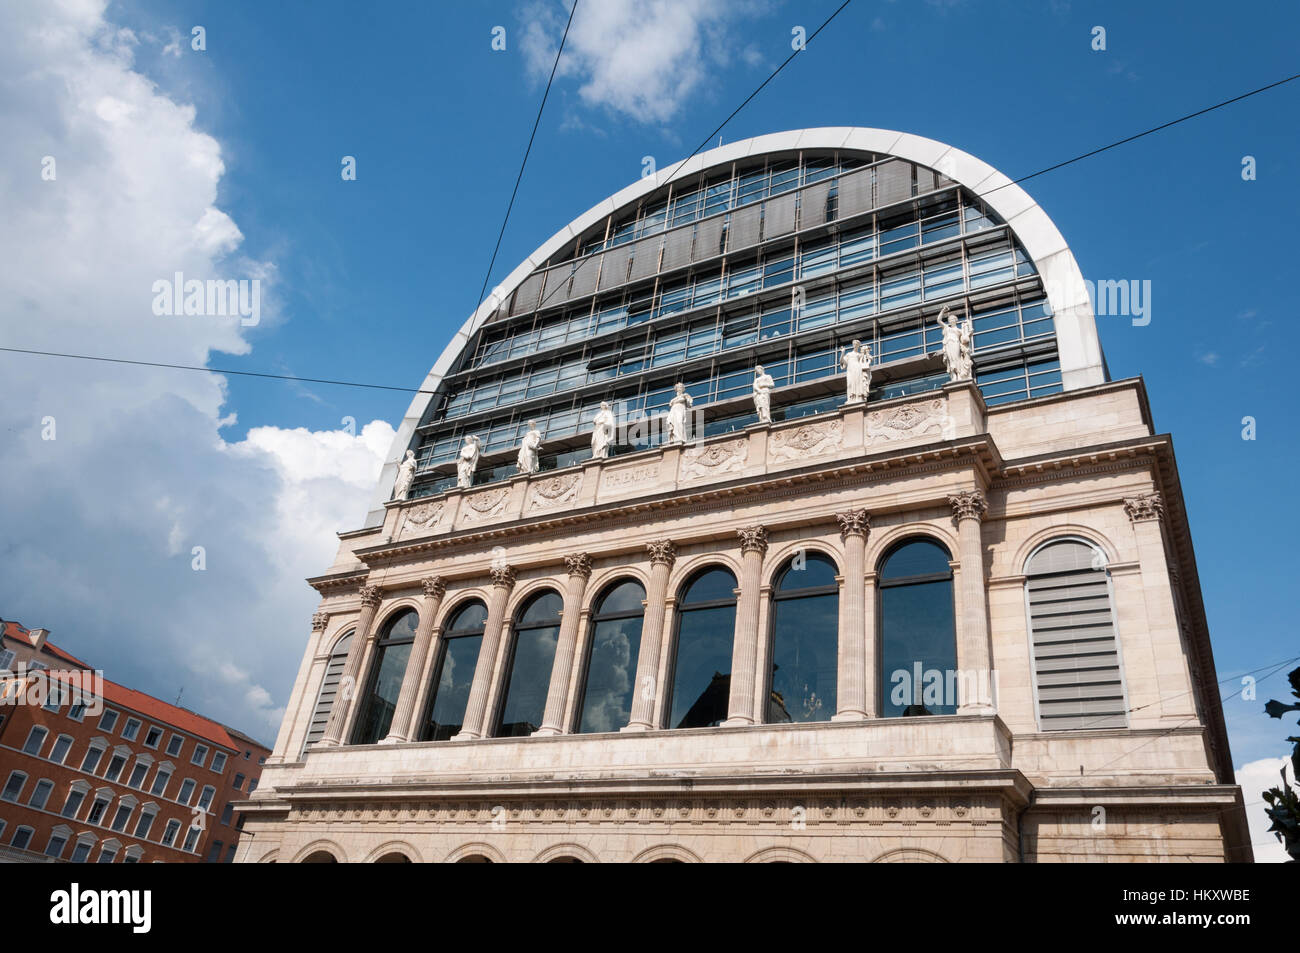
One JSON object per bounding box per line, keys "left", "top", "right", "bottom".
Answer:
{"left": 236, "top": 128, "right": 1250, "bottom": 863}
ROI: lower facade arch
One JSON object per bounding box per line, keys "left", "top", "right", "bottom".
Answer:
{"left": 744, "top": 845, "right": 818, "bottom": 863}
{"left": 532, "top": 843, "right": 600, "bottom": 863}
{"left": 632, "top": 844, "right": 702, "bottom": 863}
{"left": 444, "top": 842, "right": 507, "bottom": 864}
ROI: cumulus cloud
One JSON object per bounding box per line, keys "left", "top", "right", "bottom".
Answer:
{"left": 0, "top": 0, "right": 388, "bottom": 742}
{"left": 1234, "top": 757, "right": 1292, "bottom": 862}
{"left": 520, "top": 0, "right": 767, "bottom": 124}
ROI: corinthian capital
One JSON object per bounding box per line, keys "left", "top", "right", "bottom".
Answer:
{"left": 565, "top": 552, "right": 593, "bottom": 578}
{"left": 422, "top": 576, "right": 447, "bottom": 599}
{"left": 1123, "top": 492, "right": 1164, "bottom": 523}
{"left": 948, "top": 490, "right": 987, "bottom": 522}
{"left": 311, "top": 611, "right": 330, "bottom": 632}
{"left": 646, "top": 540, "right": 677, "bottom": 567}
{"left": 489, "top": 565, "right": 517, "bottom": 589}
{"left": 738, "top": 525, "right": 769, "bottom": 555}
{"left": 836, "top": 509, "right": 870, "bottom": 540}
{"left": 358, "top": 584, "right": 383, "bottom": 609}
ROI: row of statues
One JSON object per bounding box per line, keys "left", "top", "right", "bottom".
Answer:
{"left": 393, "top": 307, "right": 976, "bottom": 498}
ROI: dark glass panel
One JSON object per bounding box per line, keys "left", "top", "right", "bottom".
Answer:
{"left": 577, "top": 614, "right": 643, "bottom": 733}
{"left": 680, "top": 567, "right": 737, "bottom": 605}
{"left": 879, "top": 539, "right": 951, "bottom": 580}
{"left": 879, "top": 579, "right": 958, "bottom": 717}
{"left": 597, "top": 579, "right": 646, "bottom": 617}
{"left": 768, "top": 588, "right": 838, "bottom": 723}
{"left": 495, "top": 624, "right": 560, "bottom": 737}
{"left": 775, "top": 552, "right": 838, "bottom": 592}
{"left": 519, "top": 591, "right": 564, "bottom": 626}
{"left": 445, "top": 600, "right": 488, "bottom": 635}
{"left": 669, "top": 600, "right": 735, "bottom": 729}
{"left": 351, "top": 641, "right": 413, "bottom": 745}
{"left": 421, "top": 634, "right": 483, "bottom": 741}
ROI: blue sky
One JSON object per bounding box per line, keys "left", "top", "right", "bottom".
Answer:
{"left": 2, "top": 0, "right": 1296, "bottom": 855}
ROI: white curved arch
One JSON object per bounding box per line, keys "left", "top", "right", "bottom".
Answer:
{"left": 365, "top": 127, "right": 1102, "bottom": 525}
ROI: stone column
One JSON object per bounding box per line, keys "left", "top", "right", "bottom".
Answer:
{"left": 724, "top": 526, "right": 768, "bottom": 726}
{"left": 381, "top": 576, "right": 446, "bottom": 744}
{"left": 452, "top": 565, "right": 516, "bottom": 740}
{"left": 623, "top": 540, "right": 675, "bottom": 732}
{"left": 317, "top": 583, "right": 382, "bottom": 747}
{"left": 833, "top": 509, "right": 871, "bottom": 720}
{"left": 536, "top": 553, "right": 593, "bottom": 735}
{"left": 949, "top": 490, "right": 994, "bottom": 711}
{"left": 1124, "top": 493, "right": 1197, "bottom": 720}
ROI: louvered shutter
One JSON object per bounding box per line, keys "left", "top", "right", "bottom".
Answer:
{"left": 661, "top": 226, "right": 695, "bottom": 271}
{"left": 509, "top": 271, "right": 545, "bottom": 316}
{"left": 876, "top": 159, "right": 913, "bottom": 207}
{"left": 799, "top": 181, "right": 833, "bottom": 229}
{"left": 303, "top": 633, "right": 354, "bottom": 752}
{"left": 597, "top": 244, "right": 632, "bottom": 291}
{"left": 628, "top": 235, "right": 663, "bottom": 281}
{"left": 1026, "top": 541, "right": 1127, "bottom": 730}
{"left": 693, "top": 216, "right": 725, "bottom": 262}
{"left": 838, "top": 167, "right": 873, "bottom": 218}
{"left": 763, "top": 192, "right": 797, "bottom": 238}
{"left": 728, "top": 204, "right": 763, "bottom": 253}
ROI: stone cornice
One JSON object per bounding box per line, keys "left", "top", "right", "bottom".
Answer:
{"left": 306, "top": 568, "right": 369, "bottom": 594}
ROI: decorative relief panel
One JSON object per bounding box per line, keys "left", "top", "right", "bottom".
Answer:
{"left": 527, "top": 472, "right": 582, "bottom": 512}
{"left": 399, "top": 500, "right": 445, "bottom": 538}
{"left": 681, "top": 437, "right": 749, "bottom": 482}
{"left": 460, "top": 486, "right": 512, "bottom": 522}
{"left": 865, "top": 398, "right": 952, "bottom": 446}
{"left": 769, "top": 419, "right": 843, "bottom": 462}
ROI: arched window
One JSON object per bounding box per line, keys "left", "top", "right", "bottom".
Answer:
{"left": 1026, "top": 538, "right": 1127, "bottom": 730}
{"left": 768, "top": 553, "right": 839, "bottom": 723}
{"left": 419, "top": 600, "right": 487, "bottom": 741}
{"left": 668, "top": 567, "right": 737, "bottom": 729}
{"left": 304, "top": 630, "right": 354, "bottom": 753}
{"left": 879, "top": 539, "right": 957, "bottom": 717}
{"left": 352, "top": 609, "right": 419, "bottom": 745}
{"left": 576, "top": 579, "right": 645, "bottom": 733}
{"left": 493, "top": 591, "right": 564, "bottom": 737}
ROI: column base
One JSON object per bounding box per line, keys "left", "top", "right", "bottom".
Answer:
{"left": 531, "top": 726, "right": 563, "bottom": 737}
{"left": 449, "top": 731, "right": 480, "bottom": 741}
{"left": 377, "top": 734, "right": 405, "bottom": 745}
{"left": 830, "top": 710, "right": 868, "bottom": 722}
{"left": 957, "top": 702, "right": 996, "bottom": 714}
{"left": 314, "top": 738, "right": 341, "bottom": 749}
{"left": 720, "top": 716, "right": 755, "bottom": 728}
{"left": 620, "top": 722, "right": 652, "bottom": 733}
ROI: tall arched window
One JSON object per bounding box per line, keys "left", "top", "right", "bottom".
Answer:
{"left": 419, "top": 600, "right": 487, "bottom": 741}
{"left": 668, "top": 567, "right": 737, "bottom": 729}
{"left": 352, "top": 610, "right": 418, "bottom": 745}
{"left": 879, "top": 539, "right": 957, "bottom": 717}
{"left": 493, "top": 590, "right": 563, "bottom": 737}
{"left": 768, "top": 553, "right": 839, "bottom": 723}
{"left": 1026, "top": 538, "right": 1127, "bottom": 730}
{"left": 303, "top": 630, "right": 353, "bottom": 754}
{"left": 576, "top": 579, "right": 645, "bottom": 734}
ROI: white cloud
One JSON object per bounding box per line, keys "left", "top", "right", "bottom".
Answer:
{"left": 520, "top": 0, "right": 767, "bottom": 124}
{"left": 0, "top": 0, "right": 389, "bottom": 743}
{"left": 1235, "top": 757, "right": 1292, "bottom": 862}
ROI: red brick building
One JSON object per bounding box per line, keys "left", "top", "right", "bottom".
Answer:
{"left": 0, "top": 622, "right": 270, "bottom": 863}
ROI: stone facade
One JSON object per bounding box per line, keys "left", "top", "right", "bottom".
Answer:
{"left": 235, "top": 378, "right": 1250, "bottom": 863}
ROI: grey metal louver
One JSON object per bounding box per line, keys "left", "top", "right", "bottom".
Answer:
{"left": 303, "top": 633, "right": 353, "bottom": 753}
{"left": 1026, "top": 541, "right": 1127, "bottom": 730}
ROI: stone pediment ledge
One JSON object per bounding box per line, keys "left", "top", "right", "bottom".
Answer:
{"left": 367, "top": 382, "right": 997, "bottom": 558}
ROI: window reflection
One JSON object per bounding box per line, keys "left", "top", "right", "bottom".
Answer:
{"left": 768, "top": 553, "right": 839, "bottom": 723}
{"left": 493, "top": 591, "right": 563, "bottom": 737}
{"left": 577, "top": 580, "right": 645, "bottom": 734}
{"left": 669, "top": 568, "right": 737, "bottom": 729}
{"left": 352, "top": 609, "right": 419, "bottom": 745}
{"left": 878, "top": 539, "right": 957, "bottom": 717}
{"left": 420, "top": 600, "right": 487, "bottom": 741}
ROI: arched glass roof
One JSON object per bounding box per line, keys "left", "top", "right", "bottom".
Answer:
{"left": 364, "top": 128, "right": 1103, "bottom": 525}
